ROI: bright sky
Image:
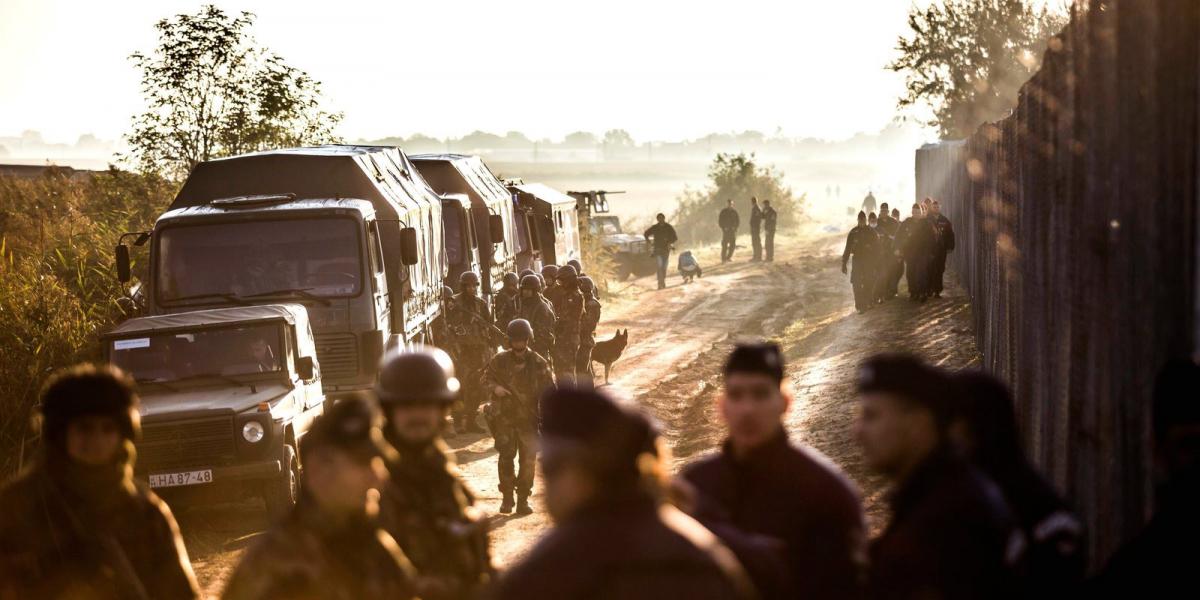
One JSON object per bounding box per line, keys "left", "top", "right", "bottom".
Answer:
{"left": 0, "top": 0, "right": 919, "bottom": 144}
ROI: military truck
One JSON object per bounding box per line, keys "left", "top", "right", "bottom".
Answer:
{"left": 439, "top": 192, "right": 484, "bottom": 289}
{"left": 506, "top": 180, "right": 582, "bottom": 270}
{"left": 103, "top": 304, "right": 323, "bottom": 516}
{"left": 569, "top": 190, "right": 657, "bottom": 280}
{"left": 116, "top": 146, "right": 445, "bottom": 399}
{"left": 410, "top": 154, "right": 518, "bottom": 304}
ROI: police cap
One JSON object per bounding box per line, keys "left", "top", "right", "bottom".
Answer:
{"left": 723, "top": 342, "right": 785, "bottom": 384}
{"left": 857, "top": 353, "right": 952, "bottom": 425}
{"left": 540, "top": 386, "right": 658, "bottom": 480}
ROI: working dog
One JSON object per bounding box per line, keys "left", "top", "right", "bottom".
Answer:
{"left": 590, "top": 329, "right": 629, "bottom": 385}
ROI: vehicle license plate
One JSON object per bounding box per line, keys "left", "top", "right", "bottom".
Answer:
{"left": 149, "top": 469, "right": 213, "bottom": 488}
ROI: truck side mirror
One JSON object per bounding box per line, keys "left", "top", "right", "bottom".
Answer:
{"left": 296, "top": 356, "right": 315, "bottom": 381}
{"left": 400, "top": 227, "right": 419, "bottom": 266}
{"left": 489, "top": 214, "right": 504, "bottom": 244}
{"left": 115, "top": 244, "right": 131, "bottom": 283}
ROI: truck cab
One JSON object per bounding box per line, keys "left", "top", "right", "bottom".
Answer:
{"left": 102, "top": 304, "right": 323, "bottom": 516}
{"left": 507, "top": 181, "right": 582, "bottom": 269}
{"left": 440, "top": 192, "right": 483, "bottom": 289}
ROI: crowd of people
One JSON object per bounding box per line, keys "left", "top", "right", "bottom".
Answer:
{"left": 842, "top": 196, "right": 956, "bottom": 313}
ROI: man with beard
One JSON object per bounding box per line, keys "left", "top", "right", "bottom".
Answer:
{"left": 0, "top": 364, "right": 199, "bottom": 599}
{"left": 376, "top": 347, "right": 494, "bottom": 600}
{"left": 484, "top": 319, "right": 555, "bottom": 515}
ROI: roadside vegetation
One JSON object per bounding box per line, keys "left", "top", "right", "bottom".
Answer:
{"left": 673, "top": 152, "right": 805, "bottom": 245}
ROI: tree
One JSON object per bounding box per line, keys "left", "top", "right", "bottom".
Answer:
{"left": 888, "top": 0, "right": 1066, "bottom": 139}
{"left": 562, "top": 131, "right": 598, "bottom": 148}
{"left": 127, "top": 5, "right": 342, "bottom": 179}
{"left": 602, "top": 129, "right": 635, "bottom": 147}
{"left": 673, "top": 153, "right": 804, "bottom": 244}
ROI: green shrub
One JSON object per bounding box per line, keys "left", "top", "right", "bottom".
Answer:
{"left": 672, "top": 153, "right": 805, "bottom": 245}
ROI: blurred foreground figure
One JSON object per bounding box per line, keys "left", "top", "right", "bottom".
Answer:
{"left": 1088, "top": 358, "right": 1200, "bottom": 598}
{"left": 950, "top": 370, "right": 1084, "bottom": 598}
{"left": 223, "top": 396, "right": 417, "bottom": 600}
{"left": 681, "top": 343, "right": 865, "bottom": 600}
{"left": 0, "top": 365, "right": 199, "bottom": 599}
{"left": 855, "top": 354, "right": 1024, "bottom": 600}
{"left": 376, "top": 347, "right": 493, "bottom": 600}
{"left": 493, "top": 387, "right": 754, "bottom": 600}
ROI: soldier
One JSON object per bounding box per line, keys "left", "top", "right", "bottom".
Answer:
{"left": 516, "top": 273, "right": 557, "bottom": 370}
{"left": 540, "top": 264, "right": 561, "bottom": 308}
{"left": 949, "top": 371, "right": 1084, "bottom": 599}
{"left": 551, "top": 265, "right": 585, "bottom": 385}
{"left": 495, "top": 272, "right": 521, "bottom": 331}
{"left": 855, "top": 354, "right": 1025, "bottom": 600}
{"left": 575, "top": 275, "right": 602, "bottom": 387}
{"left": 895, "top": 203, "right": 935, "bottom": 302}
{"left": 223, "top": 396, "right": 418, "bottom": 600}
{"left": 749, "top": 196, "right": 764, "bottom": 262}
{"left": 644, "top": 213, "right": 679, "bottom": 290}
{"left": 762, "top": 200, "right": 778, "bottom": 262}
{"left": 449, "top": 271, "right": 495, "bottom": 434}
{"left": 927, "top": 199, "right": 955, "bottom": 298}
{"left": 680, "top": 343, "right": 865, "bottom": 600}
{"left": 376, "top": 347, "right": 493, "bottom": 600}
{"left": 566, "top": 259, "right": 584, "bottom": 278}
{"left": 493, "top": 387, "right": 754, "bottom": 600}
{"left": 0, "top": 364, "right": 200, "bottom": 599}
{"left": 718, "top": 198, "right": 740, "bottom": 263}
{"left": 484, "top": 319, "right": 555, "bottom": 515}
{"left": 842, "top": 211, "right": 880, "bottom": 313}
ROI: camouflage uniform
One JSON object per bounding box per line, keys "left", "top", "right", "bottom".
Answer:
{"left": 484, "top": 349, "right": 554, "bottom": 504}
{"left": 449, "top": 291, "right": 495, "bottom": 430}
{"left": 495, "top": 287, "right": 519, "bottom": 332}
{"left": 223, "top": 497, "right": 418, "bottom": 600}
{"left": 379, "top": 437, "right": 493, "bottom": 600}
{"left": 551, "top": 286, "right": 584, "bottom": 384}
{"left": 575, "top": 293, "right": 602, "bottom": 386}
{"left": 516, "top": 293, "right": 556, "bottom": 369}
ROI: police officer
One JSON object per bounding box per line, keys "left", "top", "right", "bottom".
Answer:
{"left": 927, "top": 199, "right": 955, "bottom": 298}
{"left": 551, "top": 265, "right": 585, "bottom": 385}
{"left": 575, "top": 276, "right": 602, "bottom": 387}
{"left": 762, "top": 200, "right": 778, "bottom": 262}
{"left": 718, "top": 199, "right": 740, "bottom": 263}
{"left": 495, "top": 272, "right": 521, "bottom": 331}
{"left": 842, "top": 211, "right": 880, "bottom": 313}
{"left": 949, "top": 371, "right": 1084, "bottom": 599}
{"left": 876, "top": 203, "right": 901, "bottom": 301}
{"left": 376, "top": 347, "right": 493, "bottom": 600}
{"left": 223, "top": 396, "right": 418, "bottom": 600}
{"left": 749, "top": 197, "right": 764, "bottom": 262}
{"left": 644, "top": 213, "right": 679, "bottom": 290}
{"left": 0, "top": 364, "right": 200, "bottom": 599}
{"left": 681, "top": 343, "right": 865, "bottom": 600}
{"left": 449, "top": 271, "right": 495, "bottom": 434}
{"left": 484, "top": 319, "right": 555, "bottom": 515}
{"left": 516, "top": 274, "right": 556, "bottom": 368}
{"left": 895, "top": 203, "right": 935, "bottom": 301}
{"left": 493, "top": 387, "right": 755, "bottom": 600}
{"left": 855, "top": 354, "right": 1025, "bottom": 600}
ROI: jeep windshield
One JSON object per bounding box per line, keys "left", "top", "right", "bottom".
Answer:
{"left": 590, "top": 217, "right": 622, "bottom": 236}
{"left": 156, "top": 217, "right": 362, "bottom": 305}
{"left": 110, "top": 323, "right": 286, "bottom": 384}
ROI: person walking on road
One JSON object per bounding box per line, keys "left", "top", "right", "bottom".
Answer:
{"left": 448, "top": 271, "right": 495, "bottom": 434}
{"left": 0, "top": 364, "right": 200, "bottom": 600}
{"left": 719, "top": 199, "right": 740, "bottom": 263}
{"left": 896, "top": 203, "right": 936, "bottom": 302}
{"left": 861, "top": 190, "right": 878, "bottom": 215}
{"left": 516, "top": 274, "right": 556, "bottom": 368}
{"left": 855, "top": 354, "right": 1026, "bottom": 600}
{"left": 551, "top": 265, "right": 585, "bottom": 385}
{"left": 576, "top": 276, "right": 602, "bottom": 386}
{"left": 927, "top": 199, "right": 955, "bottom": 298}
{"left": 644, "top": 213, "right": 678, "bottom": 290}
{"left": 680, "top": 343, "right": 866, "bottom": 600}
{"left": 749, "top": 197, "right": 764, "bottom": 262}
{"left": 762, "top": 201, "right": 778, "bottom": 262}
{"left": 889, "top": 208, "right": 905, "bottom": 294}
{"left": 842, "top": 211, "right": 881, "bottom": 313}
{"left": 876, "top": 203, "right": 901, "bottom": 301}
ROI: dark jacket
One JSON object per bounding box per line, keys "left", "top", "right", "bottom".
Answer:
{"left": 930, "top": 214, "right": 955, "bottom": 254}
{"left": 644, "top": 222, "right": 678, "bottom": 256}
{"left": 842, "top": 225, "right": 880, "bottom": 284}
{"left": 989, "top": 461, "right": 1084, "bottom": 599}
{"left": 719, "top": 208, "right": 740, "bottom": 231}
{"left": 222, "top": 495, "right": 418, "bottom": 600}
{"left": 749, "top": 205, "right": 763, "bottom": 230}
{"left": 762, "top": 207, "right": 777, "bottom": 233}
{"left": 516, "top": 293, "right": 556, "bottom": 355}
{"left": 492, "top": 492, "right": 755, "bottom": 600}
{"left": 682, "top": 430, "right": 865, "bottom": 600}
{"left": 895, "top": 217, "right": 935, "bottom": 261}
{"left": 868, "top": 450, "right": 1024, "bottom": 600}
{"left": 0, "top": 454, "right": 199, "bottom": 600}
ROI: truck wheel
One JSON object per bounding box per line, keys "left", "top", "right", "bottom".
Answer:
{"left": 263, "top": 444, "right": 298, "bottom": 519}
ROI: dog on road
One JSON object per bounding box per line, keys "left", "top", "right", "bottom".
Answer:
{"left": 590, "top": 329, "right": 629, "bottom": 385}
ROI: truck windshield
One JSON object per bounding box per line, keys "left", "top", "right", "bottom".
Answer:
{"left": 590, "top": 218, "right": 622, "bottom": 236}
{"left": 156, "top": 218, "right": 362, "bottom": 304}
{"left": 111, "top": 323, "right": 285, "bottom": 384}
{"left": 444, "top": 206, "right": 464, "bottom": 266}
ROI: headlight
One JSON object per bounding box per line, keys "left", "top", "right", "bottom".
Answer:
{"left": 242, "top": 421, "right": 265, "bottom": 443}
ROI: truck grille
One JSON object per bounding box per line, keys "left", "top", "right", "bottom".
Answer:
{"left": 314, "top": 333, "right": 359, "bottom": 382}
{"left": 137, "top": 416, "right": 235, "bottom": 471}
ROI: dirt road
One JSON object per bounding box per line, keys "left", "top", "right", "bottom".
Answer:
{"left": 182, "top": 225, "right": 980, "bottom": 597}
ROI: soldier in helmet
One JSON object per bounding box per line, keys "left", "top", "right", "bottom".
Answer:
{"left": 376, "top": 347, "right": 494, "bottom": 600}
{"left": 516, "top": 274, "right": 557, "bottom": 368}
{"left": 495, "top": 272, "right": 521, "bottom": 333}
{"left": 483, "top": 319, "right": 555, "bottom": 515}
{"left": 566, "top": 259, "right": 584, "bottom": 278}
{"left": 551, "top": 265, "right": 585, "bottom": 385}
{"left": 223, "top": 396, "right": 418, "bottom": 600}
{"left": 449, "top": 271, "right": 495, "bottom": 434}
{"left": 0, "top": 364, "right": 200, "bottom": 599}
{"left": 576, "top": 276, "right": 602, "bottom": 387}
{"left": 540, "top": 264, "right": 562, "bottom": 309}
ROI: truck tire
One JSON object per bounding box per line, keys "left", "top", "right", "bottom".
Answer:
{"left": 263, "top": 444, "right": 298, "bottom": 519}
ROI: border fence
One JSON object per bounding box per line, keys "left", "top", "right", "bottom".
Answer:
{"left": 915, "top": 0, "right": 1198, "bottom": 566}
